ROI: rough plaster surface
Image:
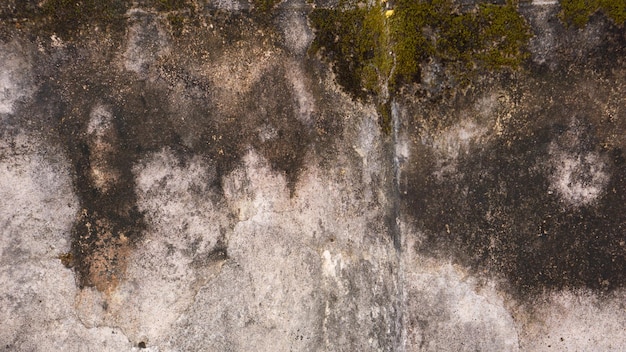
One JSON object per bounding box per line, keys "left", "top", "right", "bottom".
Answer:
{"left": 0, "top": 133, "right": 132, "bottom": 351}
{"left": 1, "top": 1, "right": 626, "bottom": 351}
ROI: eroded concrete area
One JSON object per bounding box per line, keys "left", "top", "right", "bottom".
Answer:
{"left": 1, "top": 0, "right": 625, "bottom": 351}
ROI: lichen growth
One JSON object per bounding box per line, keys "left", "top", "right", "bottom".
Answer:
{"left": 559, "top": 0, "right": 626, "bottom": 27}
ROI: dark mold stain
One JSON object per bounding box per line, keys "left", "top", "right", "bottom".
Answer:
{"left": 247, "top": 65, "right": 311, "bottom": 195}
{"left": 206, "top": 246, "right": 229, "bottom": 262}
{"left": 54, "top": 86, "right": 147, "bottom": 290}
{"left": 403, "top": 99, "right": 626, "bottom": 297}
{"left": 5, "top": 8, "right": 328, "bottom": 292}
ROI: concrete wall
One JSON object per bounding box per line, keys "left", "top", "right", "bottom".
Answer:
{"left": 1, "top": 1, "right": 625, "bottom": 350}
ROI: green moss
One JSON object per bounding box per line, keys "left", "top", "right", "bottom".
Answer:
{"left": 309, "top": 0, "right": 531, "bottom": 129}
{"left": 309, "top": 1, "right": 389, "bottom": 100}
{"left": 559, "top": 0, "right": 626, "bottom": 27}
{"left": 599, "top": 0, "right": 626, "bottom": 24}
{"left": 436, "top": 13, "right": 478, "bottom": 62}
{"left": 389, "top": 1, "right": 433, "bottom": 84}
{"left": 364, "top": 3, "right": 394, "bottom": 92}
{"left": 476, "top": 3, "right": 532, "bottom": 68}
{"left": 559, "top": 0, "right": 599, "bottom": 27}
{"left": 311, "top": 0, "right": 531, "bottom": 100}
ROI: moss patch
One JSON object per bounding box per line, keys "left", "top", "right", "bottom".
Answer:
{"left": 309, "top": 0, "right": 391, "bottom": 100}
{"left": 600, "top": 0, "right": 626, "bottom": 24}
{"left": 310, "top": 0, "right": 531, "bottom": 104}
{"left": 560, "top": 0, "right": 626, "bottom": 27}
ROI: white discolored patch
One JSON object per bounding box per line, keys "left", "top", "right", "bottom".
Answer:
{"left": 257, "top": 124, "right": 279, "bottom": 142}
{"left": 222, "top": 150, "right": 291, "bottom": 222}
{"left": 527, "top": 4, "right": 559, "bottom": 68}
{"left": 429, "top": 119, "right": 489, "bottom": 178}
{"left": 0, "top": 133, "right": 78, "bottom": 260}
{"left": 402, "top": 260, "right": 520, "bottom": 351}
{"left": 165, "top": 139, "right": 399, "bottom": 351}
{"left": 0, "top": 42, "right": 34, "bottom": 115}
{"left": 547, "top": 121, "right": 610, "bottom": 207}
{"left": 285, "top": 60, "right": 316, "bottom": 125}
{"left": 522, "top": 290, "right": 626, "bottom": 351}
{"left": 166, "top": 149, "right": 322, "bottom": 351}
{"left": 532, "top": 0, "right": 558, "bottom": 6}
{"left": 85, "top": 105, "right": 121, "bottom": 193}
{"left": 353, "top": 109, "right": 386, "bottom": 202}
{"left": 549, "top": 150, "right": 609, "bottom": 206}
{"left": 0, "top": 133, "right": 132, "bottom": 350}
{"left": 321, "top": 249, "right": 344, "bottom": 278}
{"left": 86, "top": 105, "right": 114, "bottom": 135}
{"left": 211, "top": 0, "right": 247, "bottom": 11}
{"left": 394, "top": 138, "right": 410, "bottom": 168}
{"left": 278, "top": 7, "right": 314, "bottom": 56}
{"left": 84, "top": 148, "right": 231, "bottom": 344}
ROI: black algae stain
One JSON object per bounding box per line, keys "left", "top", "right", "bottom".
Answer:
{"left": 56, "top": 89, "right": 146, "bottom": 291}
{"left": 36, "top": 10, "right": 320, "bottom": 291}
{"left": 247, "top": 65, "right": 311, "bottom": 195}
{"left": 405, "top": 114, "right": 626, "bottom": 297}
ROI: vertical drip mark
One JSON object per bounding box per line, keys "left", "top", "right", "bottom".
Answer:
{"left": 390, "top": 99, "right": 407, "bottom": 352}
{"left": 390, "top": 100, "right": 402, "bottom": 251}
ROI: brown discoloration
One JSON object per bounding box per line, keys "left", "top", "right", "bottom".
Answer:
{"left": 58, "top": 252, "right": 74, "bottom": 268}
{"left": 72, "top": 210, "right": 135, "bottom": 292}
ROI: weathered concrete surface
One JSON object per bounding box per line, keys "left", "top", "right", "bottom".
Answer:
{"left": 395, "top": 3, "right": 626, "bottom": 350}
{"left": 0, "top": 0, "right": 625, "bottom": 351}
